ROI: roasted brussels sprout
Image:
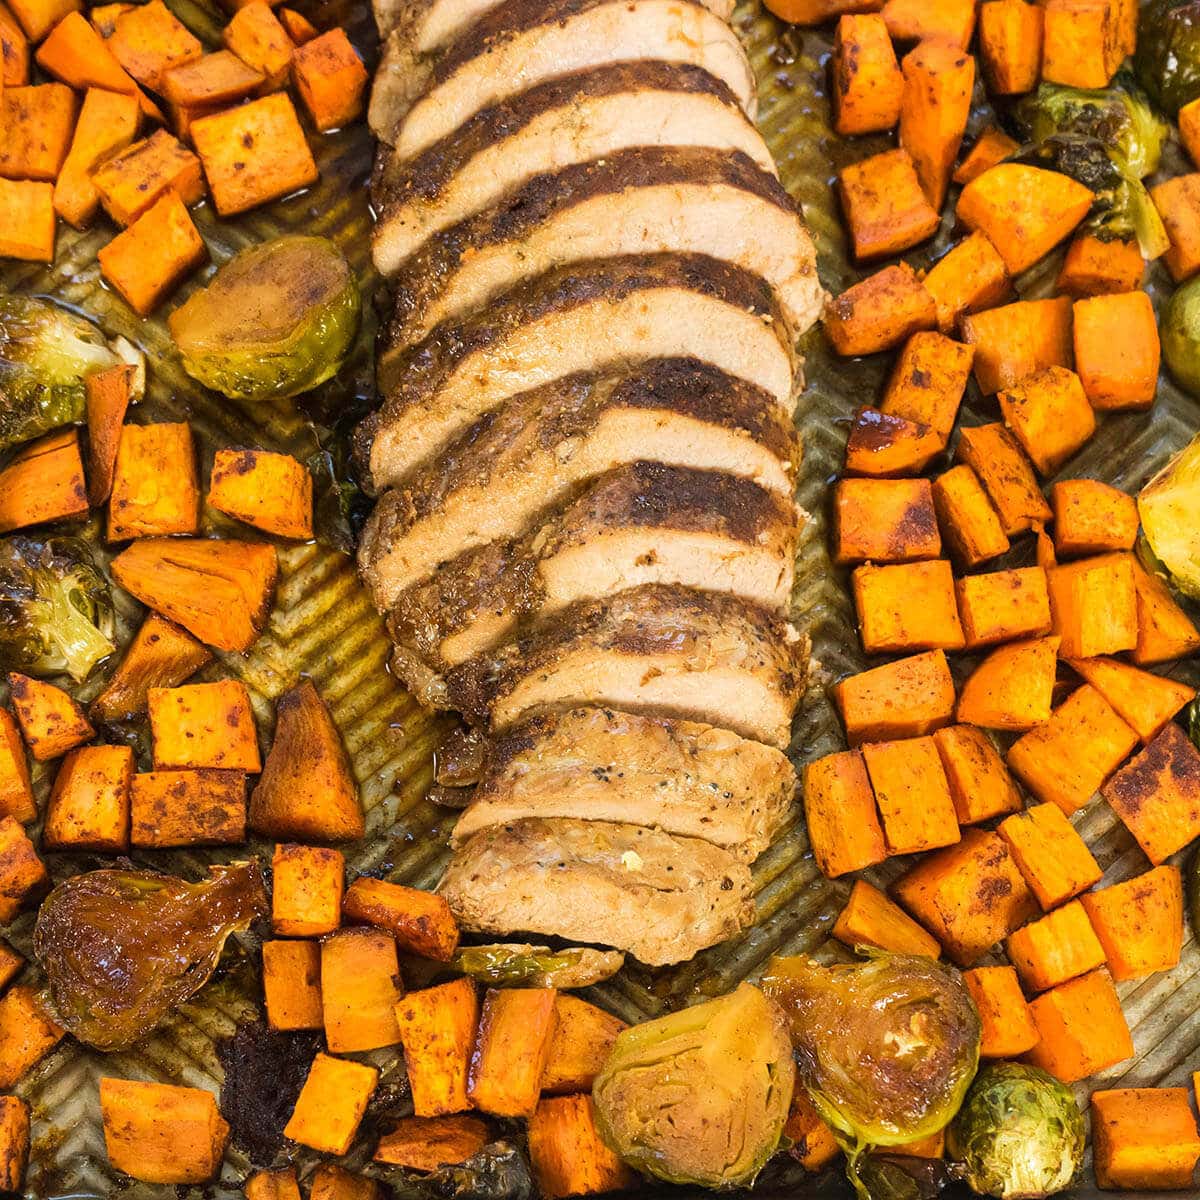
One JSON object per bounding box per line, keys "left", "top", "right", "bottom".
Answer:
{"left": 1137, "top": 0, "right": 1200, "bottom": 115}
{"left": 947, "top": 1063, "right": 1084, "bottom": 1199}
{"left": 762, "top": 953, "right": 980, "bottom": 1197}
{"left": 34, "top": 863, "right": 267, "bottom": 1050}
{"left": 0, "top": 536, "right": 115, "bottom": 682}
{"left": 1138, "top": 430, "right": 1200, "bottom": 598}
{"left": 168, "top": 236, "right": 360, "bottom": 402}
{"left": 592, "top": 983, "right": 795, "bottom": 1188}
{"left": 0, "top": 294, "right": 137, "bottom": 451}
{"left": 452, "top": 944, "right": 624, "bottom": 989}
{"left": 1162, "top": 276, "right": 1200, "bottom": 397}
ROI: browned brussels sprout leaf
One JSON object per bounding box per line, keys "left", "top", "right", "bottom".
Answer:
{"left": 33, "top": 863, "right": 267, "bottom": 1051}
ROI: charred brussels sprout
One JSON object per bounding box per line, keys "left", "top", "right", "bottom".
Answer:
{"left": 168, "top": 236, "right": 360, "bottom": 402}
{"left": 947, "top": 1063, "right": 1084, "bottom": 1199}
{"left": 452, "top": 944, "right": 624, "bottom": 989}
{"left": 762, "top": 953, "right": 980, "bottom": 1198}
{"left": 1162, "top": 276, "right": 1200, "bottom": 397}
{"left": 592, "top": 983, "right": 795, "bottom": 1188}
{"left": 1137, "top": 0, "right": 1200, "bottom": 115}
{"left": 1138, "top": 430, "right": 1200, "bottom": 598}
{"left": 0, "top": 536, "right": 115, "bottom": 682}
{"left": 0, "top": 294, "right": 134, "bottom": 451}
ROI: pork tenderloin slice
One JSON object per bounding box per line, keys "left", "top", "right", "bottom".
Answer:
{"left": 439, "top": 816, "right": 755, "bottom": 965}
{"left": 382, "top": 146, "right": 822, "bottom": 340}
{"left": 386, "top": 463, "right": 804, "bottom": 683}
{"left": 357, "top": 360, "right": 800, "bottom": 614}
{"left": 372, "top": 62, "right": 774, "bottom": 264}
{"left": 444, "top": 583, "right": 808, "bottom": 749}
{"left": 368, "top": 253, "right": 796, "bottom": 493}
{"left": 452, "top": 706, "right": 798, "bottom": 861}
{"left": 393, "top": 0, "right": 755, "bottom": 162}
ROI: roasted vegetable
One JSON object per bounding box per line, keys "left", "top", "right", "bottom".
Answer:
{"left": 1136, "top": 0, "right": 1200, "bottom": 115}
{"left": 33, "top": 863, "right": 267, "bottom": 1050}
{"left": 451, "top": 944, "right": 624, "bottom": 990}
{"left": 0, "top": 536, "right": 114, "bottom": 682}
{"left": 947, "top": 1063, "right": 1084, "bottom": 1199}
{"left": 167, "top": 235, "right": 359, "bottom": 402}
{"left": 1162, "top": 275, "right": 1200, "bottom": 396}
{"left": 762, "top": 953, "right": 980, "bottom": 1198}
{"left": 1138, "top": 431, "right": 1200, "bottom": 598}
{"left": 0, "top": 294, "right": 138, "bottom": 452}
{"left": 592, "top": 983, "right": 794, "bottom": 1189}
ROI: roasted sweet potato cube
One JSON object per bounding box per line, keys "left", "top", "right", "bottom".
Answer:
{"left": 1057, "top": 232, "right": 1144, "bottom": 297}
{"left": 1130, "top": 557, "right": 1200, "bottom": 665}
{"left": 998, "top": 366, "right": 1096, "bottom": 477}
{"left": 802, "top": 750, "right": 887, "bottom": 877}
{"left": 1183, "top": 96, "right": 1200, "bottom": 167}
{"left": 44, "top": 744, "right": 132, "bottom": 852}
{"left": 0, "top": 1095, "right": 28, "bottom": 1192}
{"left": 0, "top": 429, "right": 88, "bottom": 533}
{"left": 1073, "top": 290, "right": 1160, "bottom": 412}
{"left": 272, "top": 843, "right": 343, "bottom": 936}
{"left": 923, "top": 233, "right": 1010, "bottom": 334}
{"left": 1092, "top": 1088, "right": 1200, "bottom": 1191}
{"left": 0, "top": 819, "right": 46, "bottom": 924}
{"left": 278, "top": 7, "right": 317, "bottom": 44}
{"left": 833, "top": 477, "right": 940, "bottom": 564}
{"left": 960, "top": 297, "right": 1074, "bottom": 396}
{"left": 1006, "top": 900, "right": 1107, "bottom": 993}
{"left": 91, "top": 614, "right": 211, "bottom": 724}
{"left": 100, "top": 1078, "right": 228, "bottom": 1184}
{"left": 53, "top": 88, "right": 140, "bottom": 231}
{"left": 1070, "top": 656, "right": 1194, "bottom": 744}
{"left": 91, "top": 130, "right": 203, "bottom": 228}
{"left": 843, "top": 407, "right": 943, "bottom": 477}
{"left": 862, "top": 736, "right": 960, "bottom": 856}
{"left": 309, "top": 1165, "right": 381, "bottom": 1200}
{"left": 1025, "top": 969, "right": 1132, "bottom": 1082}
{"left": 246, "top": 1169, "right": 302, "bottom": 1200}
{"left": 1152, "top": 173, "right": 1200, "bottom": 282}
{"left": 893, "top": 828, "right": 1038, "bottom": 966}
{"left": 997, "top": 803, "right": 1103, "bottom": 911}
{"left": 222, "top": 0, "right": 291, "bottom": 89}
{"left": 394, "top": 978, "right": 479, "bottom": 1117}
{"left": 953, "top": 127, "right": 1020, "bottom": 187}
{"left": 932, "top": 724, "right": 1024, "bottom": 825}
{"left": 880, "top": 331, "right": 974, "bottom": 439}
{"left": 979, "top": 0, "right": 1043, "bottom": 94}
{"left": 0, "top": 985, "right": 60, "bottom": 1088}
{"left": 207, "top": 449, "right": 313, "bottom": 540}
{"left": 292, "top": 27, "right": 367, "bottom": 131}
{"left": 1042, "top": 0, "right": 1122, "bottom": 89}
{"left": 1051, "top": 479, "right": 1138, "bottom": 557}
{"left": 898, "top": 38, "right": 973, "bottom": 210}
{"left": 956, "top": 636, "right": 1058, "bottom": 731}
{"left": 956, "top": 567, "right": 1051, "bottom": 649}
{"left": 107, "top": 0, "right": 201, "bottom": 91}
{"left": 109, "top": 538, "right": 278, "bottom": 654}
{"left": 342, "top": 877, "right": 458, "bottom": 961}
{"left": 374, "top": 1114, "right": 491, "bottom": 1173}
{"left": 322, "top": 927, "right": 402, "bottom": 1053}
{"left": 130, "top": 768, "right": 246, "bottom": 847}
{"left": 833, "top": 879, "right": 941, "bottom": 957}
{"left": 528, "top": 1095, "right": 633, "bottom": 1200}
{"left": 107, "top": 422, "right": 199, "bottom": 540}
{"left": 962, "top": 966, "right": 1039, "bottom": 1058}
{"left": 283, "top": 1053, "right": 377, "bottom": 1155}
{"left": 1008, "top": 683, "right": 1139, "bottom": 815}
{"left": 1103, "top": 722, "right": 1200, "bottom": 864}
{"left": 784, "top": 1086, "right": 839, "bottom": 1171}
{"left": 881, "top": 0, "right": 975, "bottom": 44}
{"left": 1048, "top": 552, "right": 1138, "bottom": 658}
{"left": 249, "top": 679, "right": 363, "bottom": 842}
{"left": 853, "top": 559, "right": 964, "bottom": 654}
{"left": 5, "top": 0, "right": 76, "bottom": 40}
{"left": 0, "top": 84, "right": 76, "bottom": 181}
{"left": 830, "top": 13, "right": 901, "bottom": 136}
{"left": 262, "top": 939, "right": 322, "bottom": 1031}
{"left": 541, "top": 995, "right": 627, "bottom": 1095}
{"left": 0, "top": 2, "right": 25, "bottom": 86}
{"left": 89, "top": 2, "right": 133, "bottom": 36}
{"left": 1081, "top": 866, "right": 1184, "bottom": 981}
{"left": 838, "top": 149, "right": 939, "bottom": 262}
{"left": 824, "top": 262, "right": 937, "bottom": 356}
{"left": 9, "top": 673, "right": 91, "bottom": 762}
{"left": 955, "top": 423, "right": 1052, "bottom": 536}
{"left": 148, "top": 679, "right": 259, "bottom": 771}
{"left": 932, "top": 465, "right": 1010, "bottom": 569}
{"left": 833, "top": 650, "right": 956, "bottom": 746}
{"left": 191, "top": 93, "right": 318, "bottom": 216}
{"left": 98, "top": 191, "right": 207, "bottom": 317}
{"left": 468, "top": 988, "right": 558, "bottom": 1118}
{"left": 84, "top": 364, "right": 136, "bottom": 506}
{"left": 0, "top": 711, "right": 33, "bottom": 825}
{"left": 161, "top": 48, "right": 263, "bottom": 106}
{"left": 0, "top": 179, "right": 55, "bottom": 263}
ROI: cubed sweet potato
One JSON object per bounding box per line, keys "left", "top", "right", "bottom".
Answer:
{"left": 862, "top": 735, "right": 961, "bottom": 855}
{"left": 956, "top": 567, "right": 1051, "bottom": 649}
{"left": 881, "top": 0, "right": 974, "bottom": 44}
{"left": 833, "top": 649, "right": 956, "bottom": 746}
{"left": 898, "top": 38, "right": 974, "bottom": 210}
{"left": 161, "top": 48, "right": 263, "bottom": 106}
{"left": 321, "top": 927, "right": 403, "bottom": 1053}
{"left": 803, "top": 750, "right": 887, "bottom": 877}
{"left": 130, "top": 769, "right": 246, "bottom": 847}
{"left": 9, "top": 673, "right": 92, "bottom": 762}
{"left": 830, "top": 13, "right": 901, "bottom": 135}
{"left": 1068, "top": 656, "right": 1194, "bottom": 743}
{"left": 394, "top": 978, "right": 479, "bottom": 1117}
{"left": 1130, "top": 557, "right": 1200, "bottom": 665}
{"left": 6, "top": 0, "right": 76, "bottom": 41}
{"left": 278, "top": 7, "right": 316, "bottom": 44}
{"left": 246, "top": 1169, "right": 302, "bottom": 1200}
{"left": 0, "top": 819, "right": 47, "bottom": 924}
{"left": 0, "top": 84, "right": 76, "bottom": 181}
{"left": 956, "top": 636, "right": 1059, "bottom": 731}
{"left": 853, "top": 559, "right": 964, "bottom": 654}
{"left": 1008, "top": 683, "right": 1139, "bottom": 814}
{"left": 1006, "top": 900, "right": 1107, "bottom": 992}
{"left": 0, "top": 1095, "right": 28, "bottom": 1192}
{"left": 893, "top": 828, "right": 1038, "bottom": 966}
{"left": 89, "top": 2, "right": 133, "bottom": 36}
{"left": 1151, "top": 173, "right": 1200, "bottom": 281}
{"left": 932, "top": 724, "right": 1024, "bottom": 825}
{"left": 838, "top": 149, "right": 940, "bottom": 261}
{"left": 0, "top": 712, "right": 33, "bottom": 825}
{"left": 527, "top": 1095, "right": 633, "bottom": 1200}
{"left": 1051, "top": 479, "right": 1138, "bottom": 556}
{"left": 468, "top": 988, "right": 558, "bottom": 1118}
{"left": 148, "top": 679, "right": 259, "bottom": 771}
{"left": 1057, "top": 232, "right": 1144, "bottom": 296}
{"left": 923, "top": 233, "right": 1011, "bottom": 333}
{"left": 44, "top": 744, "right": 132, "bottom": 852}
{"left": 283, "top": 1052, "right": 377, "bottom": 1155}
{"left": 35, "top": 11, "right": 142, "bottom": 97}
{"left": 207, "top": 449, "right": 313, "bottom": 540}
{"left": 999, "top": 366, "right": 1096, "bottom": 477}
{"left": 108, "top": 0, "right": 201, "bottom": 91}
{"left": 262, "top": 938, "right": 322, "bottom": 1031}
{"left": 0, "top": 179, "right": 55, "bottom": 263}
{"left": 880, "top": 330, "right": 974, "bottom": 439}
{"left": 997, "top": 802, "right": 1103, "bottom": 910}
{"left": 1182, "top": 96, "right": 1200, "bottom": 167}
{"left": 223, "top": 0, "right": 291, "bottom": 88}
{"left": 784, "top": 1086, "right": 840, "bottom": 1171}
{"left": 1042, "top": 0, "right": 1122, "bottom": 89}
{"left": 309, "top": 1165, "right": 380, "bottom": 1200}
{"left": 1048, "top": 552, "right": 1138, "bottom": 658}
{"left": 953, "top": 127, "right": 1020, "bottom": 186}
{"left": 1025, "top": 969, "right": 1133, "bottom": 1082}
{"left": 955, "top": 423, "right": 1053, "bottom": 535}
{"left": 272, "top": 843, "right": 343, "bottom": 936}
{"left": 0, "top": 2, "right": 26, "bottom": 85}
{"left": 833, "top": 878, "right": 941, "bottom": 957}
{"left": 107, "top": 422, "right": 199, "bottom": 540}
{"left": 53, "top": 88, "right": 140, "bottom": 230}
{"left": 1081, "top": 866, "right": 1184, "bottom": 981}
{"left": 0, "top": 984, "right": 60, "bottom": 1088}
{"left": 374, "top": 1114, "right": 490, "bottom": 1173}
{"left": 962, "top": 966, "right": 1040, "bottom": 1058}
{"left": 84, "top": 364, "right": 135, "bottom": 506}
{"left": 541, "top": 995, "right": 627, "bottom": 1095}
{"left": 342, "top": 877, "right": 459, "bottom": 962}
{"left": 979, "top": 0, "right": 1043, "bottom": 95}
{"left": 1092, "top": 1088, "right": 1200, "bottom": 1191}
{"left": 91, "top": 130, "right": 203, "bottom": 227}
{"left": 960, "top": 297, "right": 1074, "bottom": 396}
{"left": 0, "top": 429, "right": 88, "bottom": 533}
{"left": 844, "top": 407, "right": 943, "bottom": 476}
{"left": 825, "top": 261, "right": 936, "bottom": 357}
{"left": 292, "top": 27, "right": 367, "bottom": 132}
{"left": 932, "top": 464, "right": 1011, "bottom": 569}
{"left": 1072, "top": 290, "right": 1160, "bottom": 411}
{"left": 833, "top": 476, "right": 940, "bottom": 564}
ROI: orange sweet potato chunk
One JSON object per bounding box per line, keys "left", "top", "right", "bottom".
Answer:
{"left": 394, "top": 978, "right": 480, "bottom": 1117}
{"left": 0, "top": 1, "right": 26, "bottom": 85}
{"left": 1005, "top": 900, "right": 1107, "bottom": 993}
{"left": 881, "top": 0, "right": 974, "bottom": 44}
{"left": 0, "top": 711, "right": 33, "bottom": 825}
{"left": 862, "top": 735, "right": 960, "bottom": 856}
{"left": 833, "top": 879, "right": 941, "bottom": 957}
{"left": 342, "top": 877, "right": 459, "bottom": 962}
{"left": 830, "top": 13, "right": 901, "bottom": 136}
{"left": 84, "top": 364, "right": 135, "bottom": 506}
{"left": 43, "top": 743, "right": 132, "bottom": 852}
{"left": 998, "top": 366, "right": 1096, "bottom": 477}
{"left": 0, "top": 984, "right": 60, "bottom": 1088}
{"left": 292, "top": 27, "right": 367, "bottom": 132}
{"left": 956, "top": 567, "right": 1051, "bottom": 649}
{"left": 783, "top": 1085, "right": 840, "bottom": 1171}
{"left": 852, "top": 559, "right": 965, "bottom": 654}
{"left": 833, "top": 650, "right": 956, "bottom": 746}
{"left": 527, "top": 1095, "right": 633, "bottom": 1200}
{"left": 955, "top": 423, "right": 1053, "bottom": 536}
{"left": 1092, "top": 1088, "right": 1200, "bottom": 1191}
{"left": 923, "top": 233, "right": 1011, "bottom": 334}
{"left": 9, "top": 672, "right": 92, "bottom": 761}
{"left": 374, "top": 1114, "right": 490, "bottom": 1174}
{"left": 960, "top": 297, "right": 1074, "bottom": 397}
{"left": 979, "top": 0, "right": 1043, "bottom": 94}
{"left": 53, "top": 88, "right": 140, "bottom": 231}
{"left": 825, "top": 262, "right": 937, "bottom": 356}
{"left": 246, "top": 1169, "right": 302, "bottom": 1200}
{"left": 1130, "top": 558, "right": 1200, "bottom": 665}
{"left": 1151, "top": 173, "right": 1200, "bottom": 282}
{"left": 161, "top": 48, "right": 263, "bottom": 106}
{"left": 956, "top": 130, "right": 1020, "bottom": 190}
{"left": 129, "top": 769, "right": 247, "bottom": 847}
{"left": 802, "top": 750, "right": 887, "bottom": 877}
{"left": 0, "top": 83, "right": 76, "bottom": 182}
{"left": 898, "top": 38, "right": 973, "bottom": 210}
{"left": 0, "top": 1094, "right": 28, "bottom": 1192}
{"left": 0, "top": 429, "right": 88, "bottom": 533}
{"left": 932, "top": 724, "right": 1024, "bottom": 825}
{"left": 107, "top": 421, "right": 200, "bottom": 540}
{"left": 932, "top": 465, "right": 1010, "bottom": 569}
{"left": 0, "top": 819, "right": 48, "bottom": 924}
{"left": 1025, "top": 969, "right": 1132, "bottom": 1082}
{"left": 148, "top": 679, "right": 260, "bottom": 771}
{"left": 283, "top": 1052, "right": 377, "bottom": 1155}
{"left": 1051, "top": 479, "right": 1139, "bottom": 557}
{"left": 833, "top": 476, "right": 940, "bottom": 564}
{"left": 222, "top": 0, "right": 291, "bottom": 89}
{"left": 1057, "top": 233, "right": 1144, "bottom": 297}
{"left": 271, "top": 843, "right": 343, "bottom": 936}
{"left": 1080, "top": 866, "right": 1184, "bottom": 981}
{"left": 838, "top": 148, "right": 939, "bottom": 262}
{"left": 541, "top": 994, "right": 627, "bottom": 1095}
{"left": 1048, "top": 552, "right": 1138, "bottom": 659}
{"left": 207, "top": 449, "right": 314, "bottom": 540}
{"left": 1073, "top": 291, "right": 1161, "bottom": 412}
{"left": 262, "top": 939, "right": 322, "bottom": 1032}
{"left": 1041, "top": 0, "right": 1123, "bottom": 90}
{"left": 0, "top": 179, "right": 55, "bottom": 263}
{"left": 998, "top": 802, "right": 1103, "bottom": 911}
{"left": 963, "top": 966, "right": 1039, "bottom": 1058}
{"left": 880, "top": 331, "right": 974, "bottom": 439}
{"left": 468, "top": 988, "right": 558, "bottom": 1118}
{"left": 956, "top": 636, "right": 1059, "bottom": 731}
{"left": 844, "top": 407, "right": 943, "bottom": 477}
{"left": 1067, "top": 656, "right": 1194, "bottom": 743}
{"left": 321, "top": 927, "right": 403, "bottom": 1053}
{"left": 107, "top": 0, "right": 202, "bottom": 91}
{"left": 91, "top": 129, "right": 204, "bottom": 228}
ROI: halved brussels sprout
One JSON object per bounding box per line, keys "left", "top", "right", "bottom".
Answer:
{"left": 1138, "top": 430, "right": 1200, "bottom": 598}
{"left": 592, "top": 982, "right": 795, "bottom": 1189}
{"left": 451, "top": 943, "right": 624, "bottom": 989}
{"left": 1136, "top": 0, "right": 1200, "bottom": 115}
{"left": 168, "top": 235, "right": 359, "bottom": 402}
{"left": 947, "top": 1063, "right": 1084, "bottom": 1199}
{"left": 1162, "top": 276, "right": 1200, "bottom": 398}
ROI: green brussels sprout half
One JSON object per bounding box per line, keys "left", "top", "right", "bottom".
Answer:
{"left": 1136, "top": 0, "right": 1200, "bottom": 115}
{"left": 1137, "top": 428, "right": 1200, "bottom": 599}
{"left": 592, "top": 983, "right": 795, "bottom": 1189}
{"left": 451, "top": 943, "right": 624, "bottom": 989}
{"left": 168, "top": 236, "right": 360, "bottom": 403}
{"left": 1162, "top": 276, "right": 1200, "bottom": 398}
{"left": 947, "top": 1063, "right": 1084, "bottom": 1199}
